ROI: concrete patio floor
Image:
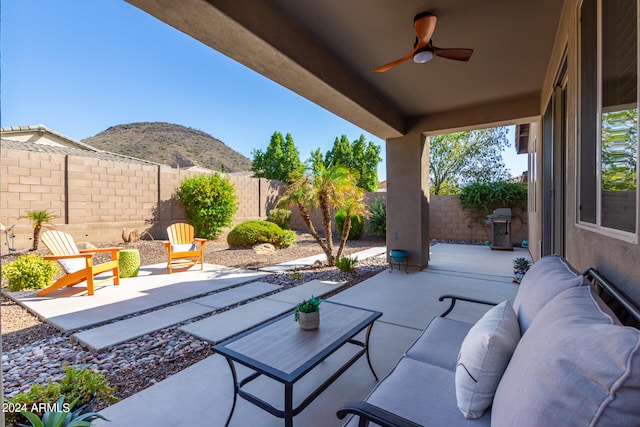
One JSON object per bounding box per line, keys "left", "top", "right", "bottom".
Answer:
{"left": 93, "top": 243, "right": 528, "bottom": 427}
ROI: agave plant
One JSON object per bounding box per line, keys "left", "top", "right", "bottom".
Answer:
{"left": 19, "top": 395, "right": 109, "bottom": 427}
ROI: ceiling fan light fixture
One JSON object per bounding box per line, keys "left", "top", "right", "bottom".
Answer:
{"left": 413, "top": 48, "right": 434, "bottom": 63}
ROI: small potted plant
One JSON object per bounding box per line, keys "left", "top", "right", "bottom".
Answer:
{"left": 513, "top": 257, "right": 532, "bottom": 284}
{"left": 294, "top": 295, "right": 322, "bottom": 330}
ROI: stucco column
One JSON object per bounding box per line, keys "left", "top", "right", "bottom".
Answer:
{"left": 386, "top": 132, "right": 430, "bottom": 270}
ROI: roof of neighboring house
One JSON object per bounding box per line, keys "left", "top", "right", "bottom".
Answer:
{"left": 0, "top": 124, "right": 101, "bottom": 152}
{"left": 0, "top": 137, "right": 160, "bottom": 167}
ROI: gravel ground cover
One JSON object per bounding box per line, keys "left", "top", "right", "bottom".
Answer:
{"left": 1, "top": 231, "right": 387, "bottom": 411}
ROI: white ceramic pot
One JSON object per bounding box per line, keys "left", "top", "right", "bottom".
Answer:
{"left": 298, "top": 311, "right": 320, "bottom": 330}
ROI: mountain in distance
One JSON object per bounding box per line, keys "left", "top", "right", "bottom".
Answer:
{"left": 82, "top": 122, "right": 252, "bottom": 173}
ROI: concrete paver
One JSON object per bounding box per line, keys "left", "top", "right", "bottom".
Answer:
{"left": 8, "top": 264, "right": 268, "bottom": 332}
{"left": 265, "top": 279, "right": 345, "bottom": 304}
{"left": 180, "top": 299, "right": 295, "bottom": 344}
{"left": 179, "top": 280, "right": 345, "bottom": 344}
{"left": 73, "top": 281, "right": 280, "bottom": 350}
{"left": 191, "top": 281, "right": 279, "bottom": 309}
{"left": 73, "top": 302, "right": 214, "bottom": 351}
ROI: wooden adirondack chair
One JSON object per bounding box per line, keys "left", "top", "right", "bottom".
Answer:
{"left": 164, "top": 223, "right": 207, "bottom": 273}
{"left": 38, "top": 230, "right": 120, "bottom": 296}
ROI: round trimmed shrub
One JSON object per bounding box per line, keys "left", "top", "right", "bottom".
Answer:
{"left": 176, "top": 173, "right": 238, "bottom": 239}
{"left": 1, "top": 254, "right": 60, "bottom": 291}
{"left": 335, "top": 210, "right": 365, "bottom": 240}
{"left": 227, "top": 220, "right": 296, "bottom": 248}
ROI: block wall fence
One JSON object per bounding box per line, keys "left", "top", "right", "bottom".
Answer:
{"left": 0, "top": 148, "right": 526, "bottom": 249}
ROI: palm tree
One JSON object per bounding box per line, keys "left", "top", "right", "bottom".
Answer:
{"left": 23, "top": 209, "right": 57, "bottom": 251}
{"left": 279, "top": 163, "right": 360, "bottom": 266}
{"left": 335, "top": 193, "right": 367, "bottom": 261}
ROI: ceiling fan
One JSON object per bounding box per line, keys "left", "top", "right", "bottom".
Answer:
{"left": 372, "top": 12, "right": 473, "bottom": 72}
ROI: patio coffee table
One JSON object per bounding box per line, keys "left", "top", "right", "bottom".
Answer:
{"left": 213, "top": 301, "right": 382, "bottom": 427}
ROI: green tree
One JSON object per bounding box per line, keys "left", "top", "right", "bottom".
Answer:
{"left": 278, "top": 162, "right": 364, "bottom": 266}
{"left": 23, "top": 209, "right": 57, "bottom": 251}
{"left": 176, "top": 173, "right": 238, "bottom": 239}
{"left": 429, "top": 127, "right": 510, "bottom": 195}
{"left": 251, "top": 131, "right": 304, "bottom": 182}
{"left": 317, "top": 134, "right": 382, "bottom": 191}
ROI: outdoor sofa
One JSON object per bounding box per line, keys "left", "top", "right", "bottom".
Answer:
{"left": 337, "top": 255, "right": 640, "bottom": 426}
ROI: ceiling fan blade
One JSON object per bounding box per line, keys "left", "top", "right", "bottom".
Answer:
{"left": 414, "top": 12, "right": 437, "bottom": 44}
{"left": 371, "top": 50, "right": 415, "bottom": 72}
{"left": 432, "top": 46, "right": 473, "bottom": 61}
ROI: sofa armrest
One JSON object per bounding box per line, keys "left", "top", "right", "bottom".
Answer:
{"left": 438, "top": 294, "right": 498, "bottom": 317}
{"left": 337, "top": 401, "right": 422, "bottom": 427}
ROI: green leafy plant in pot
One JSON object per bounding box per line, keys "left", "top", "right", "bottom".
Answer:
{"left": 512, "top": 257, "right": 532, "bottom": 284}
{"left": 294, "top": 295, "right": 321, "bottom": 330}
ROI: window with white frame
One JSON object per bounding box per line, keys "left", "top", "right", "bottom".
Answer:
{"left": 579, "top": 0, "right": 638, "bottom": 239}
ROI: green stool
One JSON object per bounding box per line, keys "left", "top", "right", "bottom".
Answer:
{"left": 119, "top": 248, "right": 141, "bottom": 278}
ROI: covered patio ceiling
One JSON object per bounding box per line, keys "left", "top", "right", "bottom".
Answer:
{"left": 127, "top": 0, "right": 565, "bottom": 139}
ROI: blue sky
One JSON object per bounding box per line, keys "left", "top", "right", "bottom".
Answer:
{"left": 1, "top": 0, "right": 527, "bottom": 182}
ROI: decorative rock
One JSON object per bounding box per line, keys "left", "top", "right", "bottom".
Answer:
{"left": 253, "top": 243, "right": 276, "bottom": 255}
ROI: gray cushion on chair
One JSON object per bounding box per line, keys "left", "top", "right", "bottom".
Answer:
{"left": 512, "top": 254, "right": 587, "bottom": 332}
{"left": 404, "top": 316, "right": 473, "bottom": 371}
{"left": 493, "top": 286, "right": 640, "bottom": 427}
{"left": 347, "top": 357, "right": 491, "bottom": 427}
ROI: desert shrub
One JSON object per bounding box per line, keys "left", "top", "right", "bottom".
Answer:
{"left": 367, "top": 198, "right": 386, "bottom": 235}
{"left": 1, "top": 254, "right": 60, "bottom": 291}
{"left": 58, "top": 365, "right": 118, "bottom": 405}
{"left": 227, "top": 220, "right": 296, "bottom": 247}
{"left": 268, "top": 208, "right": 292, "bottom": 230}
{"left": 335, "top": 256, "right": 358, "bottom": 273}
{"left": 335, "top": 210, "right": 364, "bottom": 240}
{"left": 176, "top": 173, "right": 238, "bottom": 239}
{"left": 5, "top": 365, "right": 117, "bottom": 426}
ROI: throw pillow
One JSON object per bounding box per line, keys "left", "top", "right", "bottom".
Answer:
{"left": 455, "top": 300, "right": 521, "bottom": 419}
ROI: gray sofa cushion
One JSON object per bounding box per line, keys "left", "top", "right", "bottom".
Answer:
{"left": 513, "top": 254, "right": 588, "bottom": 332}
{"left": 455, "top": 301, "right": 520, "bottom": 419}
{"left": 493, "top": 286, "right": 640, "bottom": 427}
{"left": 347, "top": 357, "right": 491, "bottom": 427}
{"left": 404, "top": 316, "right": 472, "bottom": 371}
